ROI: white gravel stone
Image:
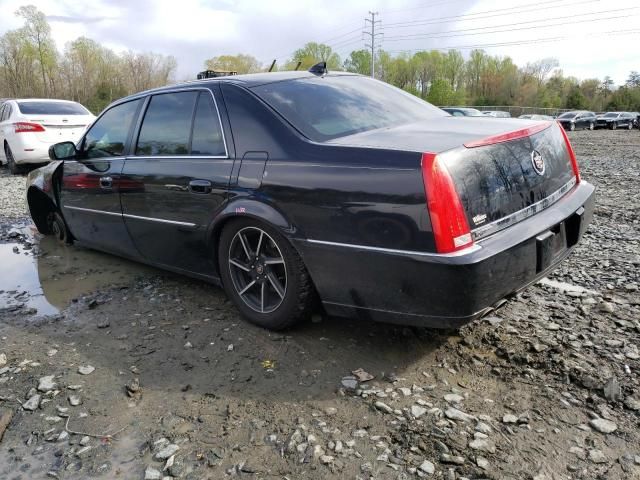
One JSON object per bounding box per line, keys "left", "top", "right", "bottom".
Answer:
{"left": 469, "top": 439, "right": 496, "bottom": 454}
{"left": 0, "top": 353, "right": 6, "bottom": 367}
{"left": 37, "top": 375, "right": 57, "bottom": 392}
{"left": 589, "top": 418, "right": 617, "bottom": 434}
{"left": 502, "top": 414, "right": 518, "bottom": 424}
{"left": 23, "top": 394, "right": 41, "bottom": 411}
{"left": 588, "top": 449, "right": 607, "bottom": 464}
{"left": 411, "top": 405, "right": 428, "bottom": 419}
{"left": 444, "top": 393, "right": 464, "bottom": 404}
{"left": 77, "top": 365, "right": 95, "bottom": 375}
{"left": 418, "top": 460, "right": 435, "bottom": 474}
{"left": 444, "top": 408, "right": 476, "bottom": 423}
{"left": 375, "top": 401, "right": 393, "bottom": 414}
{"left": 145, "top": 467, "right": 162, "bottom": 480}
{"left": 155, "top": 444, "right": 180, "bottom": 460}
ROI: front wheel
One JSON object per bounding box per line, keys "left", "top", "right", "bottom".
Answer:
{"left": 589, "top": 122, "right": 594, "bottom": 130}
{"left": 47, "top": 211, "right": 73, "bottom": 245}
{"left": 610, "top": 122, "right": 617, "bottom": 130}
{"left": 218, "top": 219, "right": 314, "bottom": 330}
{"left": 569, "top": 123, "right": 575, "bottom": 131}
{"left": 628, "top": 122, "right": 633, "bottom": 130}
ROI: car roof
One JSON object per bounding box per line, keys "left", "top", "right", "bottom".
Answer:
{"left": 117, "top": 71, "right": 359, "bottom": 104}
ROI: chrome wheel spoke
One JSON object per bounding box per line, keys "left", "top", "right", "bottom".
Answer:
{"left": 264, "top": 257, "right": 284, "bottom": 265}
{"left": 255, "top": 231, "right": 264, "bottom": 256}
{"left": 229, "top": 258, "right": 250, "bottom": 272}
{"left": 238, "top": 233, "right": 251, "bottom": 260}
{"left": 267, "top": 272, "right": 285, "bottom": 299}
{"left": 260, "top": 283, "right": 265, "bottom": 313}
{"left": 238, "top": 280, "right": 256, "bottom": 296}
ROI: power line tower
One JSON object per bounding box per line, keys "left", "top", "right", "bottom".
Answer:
{"left": 363, "top": 11, "right": 382, "bottom": 78}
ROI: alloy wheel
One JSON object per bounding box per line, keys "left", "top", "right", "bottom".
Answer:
{"left": 227, "top": 226, "right": 287, "bottom": 314}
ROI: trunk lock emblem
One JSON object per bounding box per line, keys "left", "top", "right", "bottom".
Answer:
{"left": 531, "top": 150, "right": 545, "bottom": 175}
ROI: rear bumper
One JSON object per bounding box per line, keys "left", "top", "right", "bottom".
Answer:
{"left": 295, "top": 181, "right": 595, "bottom": 328}
{"left": 7, "top": 138, "right": 50, "bottom": 164}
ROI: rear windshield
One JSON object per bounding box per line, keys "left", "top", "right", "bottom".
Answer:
{"left": 17, "top": 101, "right": 89, "bottom": 115}
{"left": 603, "top": 112, "right": 619, "bottom": 118}
{"left": 252, "top": 75, "right": 445, "bottom": 141}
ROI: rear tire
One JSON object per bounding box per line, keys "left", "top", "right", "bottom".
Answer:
{"left": 4, "top": 144, "right": 20, "bottom": 175}
{"left": 610, "top": 122, "right": 617, "bottom": 130}
{"left": 569, "top": 123, "right": 575, "bottom": 131}
{"left": 218, "top": 218, "right": 314, "bottom": 330}
{"left": 589, "top": 122, "right": 594, "bottom": 130}
{"left": 628, "top": 122, "right": 633, "bottom": 130}
{"left": 47, "top": 211, "right": 73, "bottom": 245}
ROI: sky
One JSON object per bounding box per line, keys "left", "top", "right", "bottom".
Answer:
{"left": 0, "top": 0, "right": 638, "bottom": 85}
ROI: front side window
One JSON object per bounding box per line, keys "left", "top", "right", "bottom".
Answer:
{"left": 136, "top": 92, "right": 198, "bottom": 156}
{"left": 82, "top": 99, "right": 141, "bottom": 159}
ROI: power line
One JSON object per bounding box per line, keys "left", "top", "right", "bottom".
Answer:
{"left": 382, "top": 8, "right": 640, "bottom": 42}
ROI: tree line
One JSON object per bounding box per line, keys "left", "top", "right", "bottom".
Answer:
{"left": 1, "top": 6, "right": 639, "bottom": 114}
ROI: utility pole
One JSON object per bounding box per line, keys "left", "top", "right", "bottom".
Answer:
{"left": 363, "top": 11, "right": 382, "bottom": 78}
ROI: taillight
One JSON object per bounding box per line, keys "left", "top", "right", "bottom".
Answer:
{"left": 14, "top": 122, "right": 45, "bottom": 133}
{"left": 556, "top": 122, "right": 581, "bottom": 183}
{"left": 421, "top": 152, "right": 473, "bottom": 253}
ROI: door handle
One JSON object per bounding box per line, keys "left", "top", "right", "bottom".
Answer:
{"left": 100, "top": 176, "right": 113, "bottom": 189}
{"left": 188, "top": 179, "right": 212, "bottom": 194}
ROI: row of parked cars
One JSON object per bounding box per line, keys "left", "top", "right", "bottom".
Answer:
{"left": 0, "top": 98, "right": 95, "bottom": 174}
{"left": 442, "top": 106, "right": 640, "bottom": 131}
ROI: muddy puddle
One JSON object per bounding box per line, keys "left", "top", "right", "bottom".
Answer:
{"left": 0, "top": 236, "right": 158, "bottom": 317}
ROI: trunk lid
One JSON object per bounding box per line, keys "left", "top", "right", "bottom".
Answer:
{"left": 26, "top": 115, "right": 94, "bottom": 143}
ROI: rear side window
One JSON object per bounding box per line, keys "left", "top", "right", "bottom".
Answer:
{"left": 1, "top": 104, "right": 12, "bottom": 121}
{"left": 136, "top": 92, "right": 198, "bottom": 156}
{"left": 17, "top": 101, "right": 89, "bottom": 115}
{"left": 253, "top": 75, "right": 445, "bottom": 141}
{"left": 82, "top": 99, "right": 141, "bottom": 159}
{"left": 191, "top": 93, "right": 226, "bottom": 156}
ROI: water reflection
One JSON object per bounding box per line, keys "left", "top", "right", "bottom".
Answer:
{"left": 0, "top": 236, "right": 157, "bottom": 317}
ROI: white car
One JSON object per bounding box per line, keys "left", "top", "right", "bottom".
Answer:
{"left": 0, "top": 99, "right": 95, "bottom": 174}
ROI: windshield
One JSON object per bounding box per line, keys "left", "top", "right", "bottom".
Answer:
{"left": 462, "top": 108, "right": 483, "bottom": 116}
{"left": 17, "top": 101, "right": 90, "bottom": 115}
{"left": 603, "top": 112, "right": 619, "bottom": 118}
{"left": 558, "top": 112, "right": 577, "bottom": 119}
{"left": 253, "top": 75, "right": 445, "bottom": 141}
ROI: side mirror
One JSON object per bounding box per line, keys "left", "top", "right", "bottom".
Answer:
{"left": 49, "top": 141, "right": 77, "bottom": 161}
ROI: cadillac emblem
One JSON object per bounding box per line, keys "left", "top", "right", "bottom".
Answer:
{"left": 531, "top": 149, "right": 545, "bottom": 175}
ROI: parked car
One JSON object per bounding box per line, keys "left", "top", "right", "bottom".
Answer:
{"left": 441, "top": 107, "right": 484, "bottom": 117}
{"left": 596, "top": 112, "right": 635, "bottom": 130}
{"left": 0, "top": 99, "right": 95, "bottom": 174}
{"left": 481, "top": 110, "right": 511, "bottom": 118}
{"left": 630, "top": 112, "right": 640, "bottom": 128}
{"left": 556, "top": 111, "right": 596, "bottom": 131}
{"left": 25, "top": 70, "right": 594, "bottom": 331}
{"left": 519, "top": 114, "right": 554, "bottom": 120}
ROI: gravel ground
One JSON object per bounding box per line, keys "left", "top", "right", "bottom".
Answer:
{"left": 0, "top": 130, "right": 639, "bottom": 480}
{"left": 0, "top": 167, "right": 29, "bottom": 221}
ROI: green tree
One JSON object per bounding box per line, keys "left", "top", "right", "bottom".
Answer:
{"left": 286, "top": 42, "right": 341, "bottom": 71}
{"left": 16, "top": 5, "right": 57, "bottom": 96}
{"left": 204, "top": 54, "right": 261, "bottom": 74}
{"left": 427, "top": 78, "right": 454, "bottom": 106}
{"left": 566, "top": 85, "right": 587, "bottom": 109}
{"left": 343, "top": 50, "right": 371, "bottom": 75}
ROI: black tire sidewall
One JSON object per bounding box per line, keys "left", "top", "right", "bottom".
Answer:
{"left": 48, "top": 211, "right": 72, "bottom": 245}
{"left": 5, "top": 145, "right": 18, "bottom": 174}
{"left": 218, "top": 218, "right": 310, "bottom": 330}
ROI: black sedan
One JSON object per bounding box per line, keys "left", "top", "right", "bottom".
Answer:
{"left": 26, "top": 68, "right": 595, "bottom": 330}
{"left": 596, "top": 112, "right": 636, "bottom": 130}
{"left": 556, "top": 111, "right": 597, "bottom": 131}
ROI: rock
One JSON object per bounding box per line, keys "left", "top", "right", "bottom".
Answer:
{"left": 352, "top": 368, "right": 374, "bottom": 382}
{"left": 444, "top": 408, "right": 476, "bottom": 423}
{"left": 320, "top": 455, "right": 334, "bottom": 464}
{"left": 227, "top": 344, "right": 234, "bottom": 352}
{"left": 502, "top": 414, "right": 518, "bottom": 424}
{"left": 77, "top": 365, "right": 95, "bottom": 375}
{"left": 375, "top": 401, "right": 393, "bottom": 414}
{"left": 144, "top": 467, "right": 162, "bottom": 480}
{"left": 603, "top": 377, "right": 622, "bottom": 402}
{"left": 184, "top": 341, "right": 193, "bottom": 348}
{"left": 588, "top": 449, "right": 607, "bottom": 464}
{"left": 418, "top": 460, "right": 435, "bottom": 474}
{"left": 589, "top": 418, "right": 617, "bottom": 434}
{"left": 0, "top": 353, "right": 6, "bottom": 367}
{"left": 476, "top": 457, "right": 489, "bottom": 469}
{"left": 23, "top": 394, "right": 41, "bottom": 411}
{"left": 469, "top": 439, "right": 496, "bottom": 454}
{"left": 341, "top": 376, "right": 358, "bottom": 390}
{"left": 411, "top": 405, "right": 427, "bottom": 419}
{"left": 569, "top": 446, "right": 586, "bottom": 460}
{"left": 475, "top": 422, "right": 492, "bottom": 434}
{"left": 444, "top": 393, "right": 464, "bottom": 404}
{"left": 57, "top": 431, "right": 69, "bottom": 442}
{"left": 155, "top": 444, "right": 180, "bottom": 460}
{"left": 398, "top": 387, "right": 412, "bottom": 396}
{"left": 80, "top": 436, "right": 90, "bottom": 446}
{"left": 38, "top": 375, "right": 57, "bottom": 392}
{"left": 324, "top": 407, "right": 337, "bottom": 416}
{"left": 624, "top": 397, "right": 640, "bottom": 411}
{"left": 68, "top": 395, "right": 82, "bottom": 406}
{"left": 440, "top": 453, "right": 464, "bottom": 465}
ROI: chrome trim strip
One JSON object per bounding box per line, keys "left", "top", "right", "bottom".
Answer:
{"left": 122, "top": 213, "right": 196, "bottom": 228}
{"left": 63, "top": 205, "right": 196, "bottom": 228}
{"left": 471, "top": 176, "right": 577, "bottom": 241}
{"left": 305, "top": 239, "right": 481, "bottom": 257}
{"left": 64, "top": 205, "right": 121, "bottom": 217}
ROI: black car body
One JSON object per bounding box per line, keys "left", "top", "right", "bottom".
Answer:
{"left": 557, "top": 111, "right": 596, "bottom": 131}
{"left": 26, "top": 71, "right": 595, "bottom": 330}
{"left": 441, "top": 107, "right": 484, "bottom": 117}
{"left": 596, "top": 112, "right": 636, "bottom": 130}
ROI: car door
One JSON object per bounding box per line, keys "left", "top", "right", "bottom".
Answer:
{"left": 119, "top": 87, "right": 234, "bottom": 277}
{"left": 60, "top": 98, "right": 143, "bottom": 257}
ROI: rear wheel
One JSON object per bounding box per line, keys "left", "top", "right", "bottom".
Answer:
{"left": 569, "top": 123, "right": 575, "bottom": 131}
{"left": 47, "top": 211, "right": 73, "bottom": 245}
{"left": 628, "top": 122, "right": 633, "bottom": 130}
{"left": 218, "top": 219, "right": 314, "bottom": 330}
{"left": 588, "top": 122, "right": 594, "bottom": 130}
{"left": 4, "top": 144, "right": 20, "bottom": 175}
{"left": 610, "top": 122, "right": 617, "bottom": 130}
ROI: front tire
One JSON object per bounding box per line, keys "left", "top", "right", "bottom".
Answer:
{"left": 47, "top": 211, "right": 73, "bottom": 245}
{"left": 589, "top": 122, "right": 594, "bottom": 130}
{"left": 628, "top": 122, "right": 633, "bottom": 130}
{"left": 218, "top": 219, "right": 314, "bottom": 330}
{"left": 569, "top": 123, "right": 575, "bottom": 131}
{"left": 610, "top": 122, "right": 617, "bottom": 130}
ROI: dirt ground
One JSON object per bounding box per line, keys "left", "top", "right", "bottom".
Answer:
{"left": 0, "top": 129, "right": 639, "bottom": 480}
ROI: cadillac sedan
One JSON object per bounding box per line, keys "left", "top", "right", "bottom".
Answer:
{"left": 25, "top": 67, "right": 595, "bottom": 330}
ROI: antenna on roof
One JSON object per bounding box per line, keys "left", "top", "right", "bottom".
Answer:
{"left": 309, "top": 61, "right": 327, "bottom": 76}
